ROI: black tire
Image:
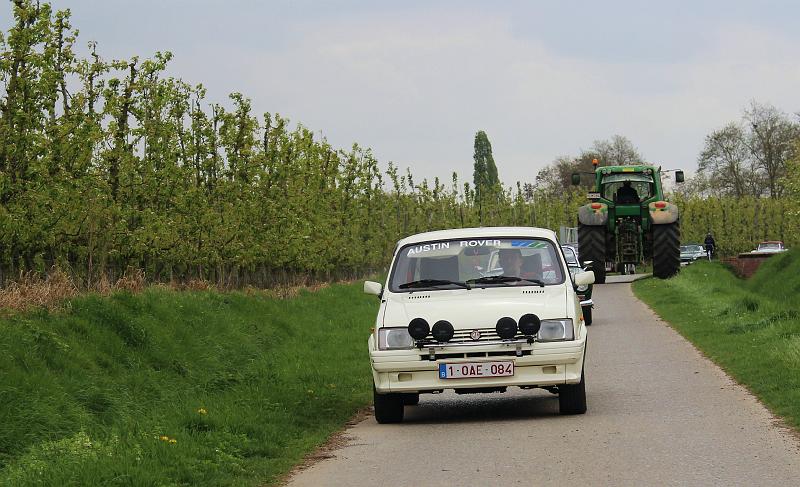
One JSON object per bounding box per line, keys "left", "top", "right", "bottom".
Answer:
{"left": 402, "top": 393, "right": 420, "bottom": 406}
{"left": 582, "top": 306, "right": 592, "bottom": 326}
{"left": 373, "top": 386, "right": 404, "bottom": 423}
{"left": 652, "top": 223, "right": 680, "bottom": 279}
{"left": 578, "top": 224, "right": 606, "bottom": 284}
{"left": 559, "top": 369, "right": 587, "bottom": 415}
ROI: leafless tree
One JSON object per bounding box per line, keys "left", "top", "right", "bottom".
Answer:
{"left": 698, "top": 122, "right": 762, "bottom": 197}
{"left": 744, "top": 101, "right": 800, "bottom": 198}
{"left": 533, "top": 135, "right": 644, "bottom": 195}
{"left": 591, "top": 135, "right": 642, "bottom": 166}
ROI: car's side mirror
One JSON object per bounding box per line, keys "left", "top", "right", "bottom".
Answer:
{"left": 364, "top": 281, "right": 383, "bottom": 297}
{"left": 675, "top": 170, "right": 685, "bottom": 183}
{"left": 571, "top": 173, "right": 581, "bottom": 186}
{"left": 574, "top": 271, "right": 595, "bottom": 286}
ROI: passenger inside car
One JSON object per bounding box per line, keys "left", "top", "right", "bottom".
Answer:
{"left": 498, "top": 248, "right": 524, "bottom": 277}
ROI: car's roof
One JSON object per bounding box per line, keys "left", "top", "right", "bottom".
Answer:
{"left": 397, "top": 226, "right": 558, "bottom": 247}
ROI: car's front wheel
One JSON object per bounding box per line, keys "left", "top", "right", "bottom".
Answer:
{"left": 402, "top": 393, "right": 420, "bottom": 406}
{"left": 374, "top": 386, "right": 404, "bottom": 423}
{"left": 559, "top": 371, "right": 587, "bottom": 415}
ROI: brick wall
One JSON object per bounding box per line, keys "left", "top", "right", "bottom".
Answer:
{"left": 721, "top": 253, "right": 777, "bottom": 278}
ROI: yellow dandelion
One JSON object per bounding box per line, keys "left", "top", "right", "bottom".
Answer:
{"left": 159, "top": 436, "right": 169, "bottom": 442}
{"left": 197, "top": 408, "right": 208, "bottom": 415}
{"left": 169, "top": 438, "right": 177, "bottom": 444}
{"left": 307, "top": 389, "right": 314, "bottom": 394}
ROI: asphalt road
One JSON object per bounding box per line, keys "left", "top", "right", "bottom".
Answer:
{"left": 286, "top": 276, "right": 800, "bottom": 486}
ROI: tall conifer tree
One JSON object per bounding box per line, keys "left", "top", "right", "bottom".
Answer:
{"left": 473, "top": 130, "right": 499, "bottom": 191}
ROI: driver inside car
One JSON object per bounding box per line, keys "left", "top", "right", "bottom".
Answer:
{"left": 498, "top": 249, "right": 542, "bottom": 281}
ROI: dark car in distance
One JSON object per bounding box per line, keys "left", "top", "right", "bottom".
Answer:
{"left": 562, "top": 245, "right": 594, "bottom": 325}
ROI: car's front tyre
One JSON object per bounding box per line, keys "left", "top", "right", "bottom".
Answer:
{"left": 559, "top": 372, "right": 587, "bottom": 415}
{"left": 374, "top": 385, "right": 404, "bottom": 423}
{"left": 402, "top": 393, "right": 420, "bottom": 406}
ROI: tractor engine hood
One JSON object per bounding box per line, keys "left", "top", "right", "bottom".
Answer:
{"left": 380, "top": 286, "right": 569, "bottom": 329}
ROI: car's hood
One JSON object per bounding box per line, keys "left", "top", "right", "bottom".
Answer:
{"left": 380, "top": 285, "right": 569, "bottom": 329}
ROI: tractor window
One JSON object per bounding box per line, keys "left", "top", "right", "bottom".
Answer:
{"left": 601, "top": 174, "right": 654, "bottom": 202}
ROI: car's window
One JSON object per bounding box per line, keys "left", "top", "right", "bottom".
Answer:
{"left": 389, "top": 238, "right": 565, "bottom": 292}
{"left": 758, "top": 243, "right": 781, "bottom": 250}
{"left": 561, "top": 246, "right": 579, "bottom": 265}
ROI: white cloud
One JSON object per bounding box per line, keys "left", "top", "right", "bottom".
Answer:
{"left": 61, "top": 3, "right": 800, "bottom": 186}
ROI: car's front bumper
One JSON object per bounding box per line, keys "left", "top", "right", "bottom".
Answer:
{"left": 370, "top": 334, "right": 587, "bottom": 393}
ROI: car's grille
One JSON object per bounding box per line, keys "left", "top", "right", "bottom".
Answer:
{"left": 443, "top": 327, "right": 531, "bottom": 344}
{"left": 451, "top": 327, "right": 501, "bottom": 342}
{"left": 415, "top": 327, "right": 533, "bottom": 360}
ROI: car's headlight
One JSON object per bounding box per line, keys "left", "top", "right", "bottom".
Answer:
{"left": 378, "top": 327, "right": 415, "bottom": 350}
{"left": 577, "top": 284, "right": 589, "bottom": 292}
{"left": 538, "top": 319, "right": 575, "bottom": 342}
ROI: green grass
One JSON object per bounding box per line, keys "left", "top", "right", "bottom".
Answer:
{"left": 0, "top": 283, "right": 378, "bottom": 486}
{"left": 633, "top": 250, "right": 800, "bottom": 431}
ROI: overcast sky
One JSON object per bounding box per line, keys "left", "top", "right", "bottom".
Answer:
{"left": 37, "top": 1, "right": 800, "bottom": 185}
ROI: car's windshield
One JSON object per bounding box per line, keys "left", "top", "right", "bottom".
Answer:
{"left": 389, "top": 237, "right": 565, "bottom": 292}
{"left": 561, "top": 246, "right": 579, "bottom": 265}
{"left": 681, "top": 245, "right": 704, "bottom": 252}
{"left": 758, "top": 243, "right": 781, "bottom": 250}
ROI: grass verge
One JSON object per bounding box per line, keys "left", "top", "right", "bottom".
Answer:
{"left": 632, "top": 250, "right": 800, "bottom": 432}
{"left": 0, "top": 282, "right": 377, "bottom": 485}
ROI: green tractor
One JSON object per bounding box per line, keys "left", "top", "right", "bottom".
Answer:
{"left": 571, "top": 163, "right": 684, "bottom": 283}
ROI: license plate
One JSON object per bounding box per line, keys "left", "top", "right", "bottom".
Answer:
{"left": 587, "top": 192, "right": 601, "bottom": 199}
{"left": 439, "top": 361, "right": 514, "bottom": 379}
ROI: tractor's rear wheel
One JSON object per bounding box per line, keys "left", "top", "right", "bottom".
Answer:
{"left": 653, "top": 223, "right": 680, "bottom": 279}
{"left": 578, "top": 224, "right": 607, "bottom": 284}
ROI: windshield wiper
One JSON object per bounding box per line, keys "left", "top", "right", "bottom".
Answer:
{"left": 399, "top": 279, "right": 471, "bottom": 290}
{"left": 467, "top": 275, "right": 545, "bottom": 287}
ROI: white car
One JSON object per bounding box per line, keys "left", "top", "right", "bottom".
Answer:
{"left": 753, "top": 241, "right": 786, "bottom": 253}
{"left": 364, "top": 227, "right": 594, "bottom": 423}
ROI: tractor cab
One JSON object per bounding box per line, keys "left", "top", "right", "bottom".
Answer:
{"left": 587, "top": 166, "right": 661, "bottom": 206}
